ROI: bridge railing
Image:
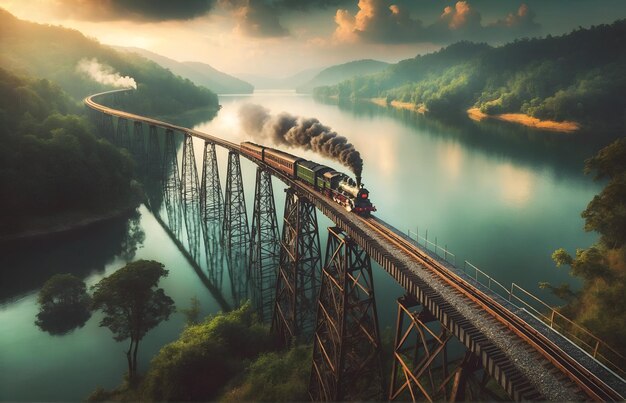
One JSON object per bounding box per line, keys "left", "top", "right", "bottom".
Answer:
{"left": 510, "top": 283, "right": 626, "bottom": 378}
{"left": 407, "top": 228, "right": 456, "bottom": 266}
{"left": 407, "top": 226, "right": 625, "bottom": 378}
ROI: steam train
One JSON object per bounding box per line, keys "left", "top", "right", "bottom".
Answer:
{"left": 240, "top": 142, "right": 376, "bottom": 215}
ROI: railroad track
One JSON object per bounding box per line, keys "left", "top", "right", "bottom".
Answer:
{"left": 361, "top": 215, "right": 624, "bottom": 401}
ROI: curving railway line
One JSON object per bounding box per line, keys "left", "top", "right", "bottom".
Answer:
{"left": 85, "top": 89, "right": 626, "bottom": 401}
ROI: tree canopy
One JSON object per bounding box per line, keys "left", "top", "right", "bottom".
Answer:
{"left": 91, "top": 260, "right": 175, "bottom": 378}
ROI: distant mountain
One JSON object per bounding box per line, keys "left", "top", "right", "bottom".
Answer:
{"left": 0, "top": 8, "right": 218, "bottom": 116}
{"left": 116, "top": 47, "right": 253, "bottom": 94}
{"left": 239, "top": 67, "right": 323, "bottom": 90}
{"left": 296, "top": 59, "right": 390, "bottom": 93}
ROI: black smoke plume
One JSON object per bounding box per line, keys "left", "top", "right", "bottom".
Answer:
{"left": 239, "top": 103, "right": 363, "bottom": 184}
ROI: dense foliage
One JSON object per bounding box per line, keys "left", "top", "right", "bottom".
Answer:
{"left": 315, "top": 20, "right": 626, "bottom": 130}
{"left": 0, "top": 67, "right": 136, "bottom": 235}
{"left": 548, "top": 137, "right": 626, "bottom": 367}
{"left": 35, "top": 273, "right": 91, "bottom": 335}
{"left": 91, "top": 260, "right": 175, "bottom": 379}
{"left": 223, "top": 345, "right": 312, "bottom": 402}
{"left": 0, "top": 9, "right": 219, "bottom": 117}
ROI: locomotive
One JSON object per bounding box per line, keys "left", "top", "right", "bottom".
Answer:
{"left": 240, "top": 141, "right": 376, "bottom": 215}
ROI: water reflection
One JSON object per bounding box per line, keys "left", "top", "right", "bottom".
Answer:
{"left": 0, "top": 209, "right": 145, "bottom": 303}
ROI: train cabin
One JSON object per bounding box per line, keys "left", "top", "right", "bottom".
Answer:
{"left": 263, "top": 148, "right": 303, "bottom": 178}
{"left": 296, "top": 160, "right": 333, "bottom": 189}
{"left": 240, "top": 141, "right": 265, "bottom": 161}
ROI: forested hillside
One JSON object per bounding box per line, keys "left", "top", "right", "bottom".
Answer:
{"left": 0, "top": 9, "right": 219, "bottom": 117}
{"left": 296, "top": 59, "right": 389, "bottom": 94}
{"left": 315, "top": 20, "right": 626, "bottom": 131}
{"left": 0, "top": 67, "right": 137, "bottom": 236}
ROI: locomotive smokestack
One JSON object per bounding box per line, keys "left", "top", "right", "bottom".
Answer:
{"left": 356, "top": 175, "right": 362, "bottom": 187}
{"left": 239, "top": 103, "right": 364, "bottom": 178}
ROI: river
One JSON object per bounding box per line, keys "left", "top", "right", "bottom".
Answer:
{"left": 0, "top": 90, "right": 603, "bottom": 400}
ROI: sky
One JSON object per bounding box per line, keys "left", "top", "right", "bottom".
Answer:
{"left": 1, "top": 0, "right": 626, "bottom": 78}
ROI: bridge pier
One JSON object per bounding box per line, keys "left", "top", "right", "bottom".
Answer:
{"left": 115, "top": 117, "right": 130, "bottom": 149}
{"left": 132, "top": 121, "right": 146, "bottom": 168}
{"left": 309, "top": 227, "right": 384, "bottom": 401}
{"left": 163, "top": 128, "right": 183, "bottom": 238}
{"left": 271, "top": 188, "right": 322, "bottom": 345}
{"left": 181, "top": 133, "right": 203, "bottom": 262}
{"left": 101, "top": 112, "right": 114, "bottom": 143}
{"left": 200, "top": 141, "right": 224, "bottom": 246}
{"left": 249, "top": 167, "right": 280, "bottom": 323}
{"left": 388, "top": 296, "right": 483, "bottom": 402}
{"left": 146, "top": 125, "right": 162, "bottom": 181}
{"left": 221, "top": 151, "right": 250, "bottom": 258}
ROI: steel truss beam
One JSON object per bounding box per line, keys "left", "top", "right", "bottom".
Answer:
{"left": 200, "top": 141, "right": 224, "bottom": 247}
{"left": 221, "top": 151, "right": 250, "bottom": 257}
{"left": 389, "top": 296, "right": 484, "bottom": 402}
{"left": 249, "top": 167, "right": 280, "bottom": 322}
{"left": 146, "top": 125, "right": 162, "bottom": 181}
{"left": 181, "top": 133, "right": 203, "bottom": 261}
{"left": 116, "top": 117, "right": 130, "bottom": 149}
{"left": 163, "top": 128, "right": 182, "bottom": 238}
{"left": 271, "top": 188, "right": 322, "bottom": 345}
{"left": 309, "top": 227, "right": 384, "bottom": 401}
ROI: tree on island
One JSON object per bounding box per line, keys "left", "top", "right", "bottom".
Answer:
{"left": 91, "top": 260, "right": 175, "bottom": 380}
{"left": 35, "top": 273, "right": 92, "bottom": 335}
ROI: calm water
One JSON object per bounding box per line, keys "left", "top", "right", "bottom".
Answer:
{"left": 0, "top": 91, "right": 603, "bottom": 400}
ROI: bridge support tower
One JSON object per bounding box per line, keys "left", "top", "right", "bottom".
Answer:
{"left": 271, "top": 188, "right": 322, "bottom": 345}
{"left": 389, "top": 296, "right": 484, "bottom": 402}
{"left": 249, "top": 167, "right": 280, "bottom": 322}
{"left": 162, "top": 128, "right": 182, "bottom": 238}
{"left": 116, "top": 117, "right": 130, "bottom": 149}
{"left": 200, "top": 141, "right": 224, "bottom": 249}
{"left": 221, "top": 151, "right": 250, "bottom": 257}
{"left": 181, "top": 133, "right": 203, "bottom": 261}
{"left": 101, "top": 112, "right": 114, "bottom": 143}
{"left": 309, "top": 227, "right": 384, "bottom": 401}
{"left": 132, "top": 121, "right": 145, "bottom": 167}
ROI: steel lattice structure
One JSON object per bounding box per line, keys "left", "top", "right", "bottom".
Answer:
{"left": 200, "top": 141, "right": 224, "bottom": 242}
{"left": 309, "top": 227, "right": 384, "bottom": 401}
{"left": 388, "top": 296, "right": 485, "bottom": 401}
{"left": 146, "top": 125, "right": 162, "bottom": 181}
{"left": 249, "top": 167, "right": 280, "bottom": 323}
{"left": 101, "top": 112, "right": 114, "bottom": 143}
{"left": 162, "top": 128, "right": 183, "bottom": 238}
{"left": 271, "top": 188, "right": 322, "bottom": 345}
{"left": 181, "top": 133, "right": 203, "bottom": 261}
{"left": 221, "top": 151, "right": 250, "bottom": 257}
{"left": 132, "top": 121, "right": 146, "bottom": 169}
{"left": 115, "top": 116, "right": 130, "bottom": 149}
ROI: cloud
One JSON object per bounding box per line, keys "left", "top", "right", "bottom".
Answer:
{"left": 50, "top": 0, "right": 217, "bottom": 22}
{"left": 333, "top": 1, "right": 541, "bottom": 44}
{"left": 226, "top": 0, "right": 288, "bottom": 37}
{"left": 334, "top": 0, "right": 423, "bottom": 43}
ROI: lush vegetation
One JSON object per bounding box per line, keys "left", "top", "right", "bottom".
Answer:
{"left": 0, "top": 8, "right": 219, "bottom": 117}
{"left": 546, "top": 137, "right": 626, "bottom": 367}
{"left": 0, "top": 67, "right": 137, "bottom": 236}
{"left": 88, "top": 303, "right": 314, "bottom": 401}
{"left": 91, "top": 260, "right": 175, "bottom": 380}
{"left": 315, "top": 20, "right": 626, "bottom": 130}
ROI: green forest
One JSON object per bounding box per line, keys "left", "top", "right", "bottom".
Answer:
{"left": 0, "top": 8, "right": 219, "bottom": 117}
{"left": 315, "top": 20, "right": 626, "bottom": 132}
{"left": 0, "top": 67, "right": 137, "bottom": 236}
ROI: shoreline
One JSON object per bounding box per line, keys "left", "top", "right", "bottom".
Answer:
{"left": 467, "top": 107, "right": 580, "bottom": 133}
{"left": 369, "top": 98, "right": 427, "bottom": 114}
{"left": 0, "top": 204, "right": 139, "bottom": 243}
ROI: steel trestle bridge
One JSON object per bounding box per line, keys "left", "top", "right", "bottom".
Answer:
{"left": 85, "top": 89, "right": 626, "bottom": 401}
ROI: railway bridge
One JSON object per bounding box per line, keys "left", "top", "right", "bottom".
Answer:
{"left": 85, "top": 90, "right": 626, "bottom": 401}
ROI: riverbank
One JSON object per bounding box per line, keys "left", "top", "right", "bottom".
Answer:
{"left": 369, "top": 98, "right": 427, "bottom": 114}
{"left": 467, "top": 107, "right": 580, "bottom": 133}
{"left": 0, "top": 203, "right": 141, "bottom": 243}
